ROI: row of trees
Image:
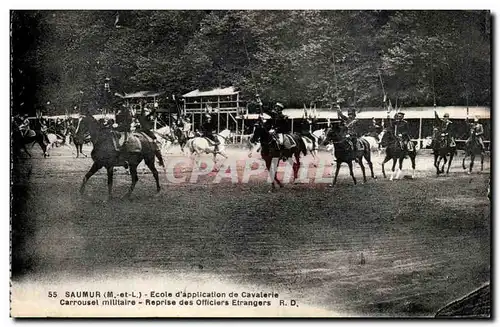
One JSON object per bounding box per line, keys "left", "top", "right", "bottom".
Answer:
{"left": 11, "top": 10, "right": 491, "bottom": 115}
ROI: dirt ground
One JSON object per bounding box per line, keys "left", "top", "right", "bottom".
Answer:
{"left": 11, "top": 143, "right": 491, "bottom": 317}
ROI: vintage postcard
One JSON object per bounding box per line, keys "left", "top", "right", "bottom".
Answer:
{"left": 10, "top": 9, "right": 491, "bottom": 318}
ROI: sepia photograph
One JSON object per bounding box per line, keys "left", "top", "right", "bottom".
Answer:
{"left": 9, "top": 9, "right": 491, "bottom": 318}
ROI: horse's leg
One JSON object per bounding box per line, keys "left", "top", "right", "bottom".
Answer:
{"left": 446, "top": 151, "right": 453, "bottom": 175}
{"left": 364, "top": 149, "right": 376, "bottom": 179}
{"left": 80, "top": 162, "right": 101, "bottom": 195}
{"left": 381, "top": 155, "right": 390, "bottom": 179}
{"left": 293, "top": 152, "right": 301, "bottom": 182}
{"left": 80, "top": 144, "right": 87, "bottom": 158}
{"left": 441, "top": 155, "right": 447, "bottom": 174}
{"left": 396, "top": 157, "right": 404, "bottom": 180}
{"left": 390, "top": 158, "right": 397, "bottom": 181}
{"left": 358, "top": 156, "right": 367, "bottom": 183}
{"left": 411, "top": 154, "right": 416, "bottom": 179}
{"left": 145, "top": 156, "right": 161, "bottom": 194}
{"left": 434, "top": 153, "right": 440, "bottom": 175}
{"left": 347, "top": 161, "right": 357, "bottom": 185}
{"left": 480, "top": 153, "right": 484, "bottom": 172}
{"left": 106, "top": 166, "right": 114, "bottom": 200}
{"left": 274, "top": 158, "right": 284, "bottom": 188}
{"left": 469, "top": 154, "right": 475, "bottom": 175}
{"left": 462, "top": 153, "right": 467, "bottom": 170}
{"left": 266, "top": 157, "right": 277, "bottom": 191}
{"left": 330, "top": 161, "right": 342, "bottom": 188}
{"left": 125, "top": 164, "right": 139, "bottom": 198}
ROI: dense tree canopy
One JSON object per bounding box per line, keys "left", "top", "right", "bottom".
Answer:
{"left": 11, "top": 10, "right": 491, "bottom": 115}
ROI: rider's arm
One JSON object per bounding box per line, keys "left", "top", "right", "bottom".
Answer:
{"left": 476, "top": 124, "right": 484, "bottom": 136}
{"left": 337, "top": 109, "right": 347, "bottom": 121}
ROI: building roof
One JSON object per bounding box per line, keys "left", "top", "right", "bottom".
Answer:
{"left": 182, "top": 86, "right": 239, "bottom": 98}
{"left": 236, "top": 113, "right": 271, "bottom": 120}
{"left": 116, "top": 91, "right": 163, "bottom": 99}
{"left": 282, "top": 106, "right": 490, "bottom": 120}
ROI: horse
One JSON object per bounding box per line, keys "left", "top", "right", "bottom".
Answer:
{"left": 249, "top": 124, "right": 306, "bottom": 190}
{"left": 12, "top": 127, "right": 49, "bottom": 158}
{"left": 462, "top": 129, "right": 485, "bottom": 174}
{"left": 185, "top": 129, "right": 231, "bottom": 166}
{"left": 431, "top": 128, "right": 456, "bottom": 176}
{"left": 379, "top": 129, "right": 417, "bottom": 180}
{"left": 76, "top": 114, "right": 166, "bottom": 200}
{"left": 71, "top": 117, "right": 93, "bottom": 158}
{"left": 323, "top": 123, "right": 376, "bottom": 188}
{"left": 154, "top": 126, "right": 177, "bottom": 153}
{"left": 361, "top": 133, "right": 383, "bottom": 157}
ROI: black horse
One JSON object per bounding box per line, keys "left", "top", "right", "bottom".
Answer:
{"left": 12, "top": 118, "right": 49, "bottom": 158}
{"left": 379, "top": 128, "right": 417, "bottom": 180}
{"left": 12, "top": 127, "right": 49, "bottom": 158}
{"left": 323, "top": 123, "right": 376, "bottom": 187}
{"left": 70, "top": 118, "right": 92, "bottom": 158}
{"left": 77, "top": 114, "right": 166, "bottom": 200}
{"left": 462, "top": 129, "right": 485, "bottom": 174}
{"left": 431, "top": 128, "right": 456, "bottom": 176}
{"left": 249, "top": 124, "right": 306, "bottom": 190}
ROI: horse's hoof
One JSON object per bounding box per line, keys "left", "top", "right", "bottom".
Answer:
{"left": 328, "top": 184, "right": 335, "bottom": 188}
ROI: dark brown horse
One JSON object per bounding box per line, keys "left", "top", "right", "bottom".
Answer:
{"left": 77, "top": 114, "right": 166, "bottom": 200}
{"left": 12, "top": 128, "right": 49, "bottom": 158}
{"left": 462, "top": 129, "right": 485, "bottom": 174}
{"left": 432, "top": 128, "right": 457, "bottom": 176}
{"left": 70, "top": 118, "right": 92, "bottom": 158}
{"left": 248, "top": 124, "right": 306, "bottom": 191}
{"left": 324, "top": 123, "right": 376, "bottom": 188}
{"left": 379, "top": 128, "right": 417, "bottom": 180}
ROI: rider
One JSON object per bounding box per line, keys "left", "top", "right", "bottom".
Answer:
{"left": 466, "top": 115, "right": 486, "bottom": 153}
{"left": 336, "top": 106, "right": 359, "bottom": 151}
{"left": 136, "top": 105, "right": 157, "bottom": 141}
{"left": 18, "top": 114, "right": 31, "bottom": 136}
{"left": 300, "top": 111, "right": 317, "bottom": 150}
{"left": 392, "top": 112, "right": 413, "bottom": 151}
{"left": 433, "top": 111, "right": 456, "bottom": 150}
{"left": 267, "top": 102, "right": 290, "bottom": 154}
{"left": 201, "top": 113, "right": 220, "bottom": 153}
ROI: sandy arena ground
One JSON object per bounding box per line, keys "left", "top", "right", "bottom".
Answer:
{"left": 11, "top": 143, "right": 491, "bottom": 317}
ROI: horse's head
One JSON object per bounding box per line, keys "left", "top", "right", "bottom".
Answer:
{"left": 379, "top": 128, "right": 395, "bottom": 148}
{"left": 325, "top": 123, "right": 346, "bottom": 144}
{"left": 313, "top": 128, "right": 326, "bottom": 143}
{"left": 218, "top": 129, "right": 231, "bottom": 139}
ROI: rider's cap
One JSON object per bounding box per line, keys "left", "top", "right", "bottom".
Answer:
{"left": 348, "top": 108, "right": 356, "bottom": 115}
{"left": 397, "top": 112, "right": 405, "bottom": 117}
{"left": 275, "top": 102, "right": 284, "bottom": 109}
{"left": 205, "top": 113, "right": 211, "bottom": 118}
{"left": 443, "top": 113, "right": 450, "bottom": 117}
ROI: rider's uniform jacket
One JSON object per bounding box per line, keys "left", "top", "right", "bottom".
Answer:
{"left": 337, "top": 110, "right": 359, "bottom": 137}
{"left": 268, "top": 110, "right": 289, "bottom": 134}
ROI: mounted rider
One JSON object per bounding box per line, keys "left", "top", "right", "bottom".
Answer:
{"left": 466, "top": 115, "right": 486, "bottom": 153}
{"left": 201, "top": 112, "right": 220, "bottom": 153}
{"left": 300, "top": 110, "right": 318, "bottom": 151}
{"left": 433, "top": 111, "right": 456, "bottom": 150}
{"left": 336, "top": 105, "right": 360, "bottom": 151}
{"left": 18, "top": 114, "right": 31, "bottom": 136}
{"left": 267, "top": 102, "right": 290, "bottom": 152}
{"left": 136, "top": 104, "right": 157, "bottom": 142}
{"left": 389, "top": 111, "right": 414, "bottom": 152}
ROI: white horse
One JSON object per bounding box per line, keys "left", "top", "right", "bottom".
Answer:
{"left": 301, "top": 130, "right": 324, "bottom": 167}
{"left": 154, "top": 126, "right": 176, "bottom": 153}
{"left": 186, "top": 129, "right": 231, "bottom": 167}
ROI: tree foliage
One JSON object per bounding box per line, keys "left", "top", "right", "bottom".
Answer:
{"left": 11, "top": 10, "right": 491, "bottom": 115}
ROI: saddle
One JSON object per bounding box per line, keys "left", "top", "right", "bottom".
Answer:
{"left": 204, "top": 137, "right": 220, "bottom": 146}
{"left": 281, "top": 134, "right": 297, "bottom": 150}
{"left": 112, "top": 132, "right": 142, "bottom": 153}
